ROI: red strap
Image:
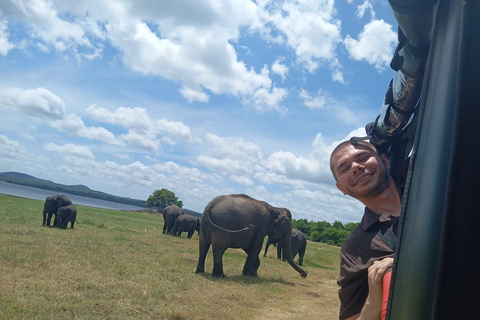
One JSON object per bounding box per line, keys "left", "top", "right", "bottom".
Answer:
{"left": 381, "top": 268, "right": 393, "bottom": 320}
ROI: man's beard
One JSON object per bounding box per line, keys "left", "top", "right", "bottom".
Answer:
{"left": 354, "top": 164, "right": 390, "bottom": 199}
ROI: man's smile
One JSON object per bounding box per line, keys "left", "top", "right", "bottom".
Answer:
{"left": 353, "top": 173, "right": 373, "bottom": 186}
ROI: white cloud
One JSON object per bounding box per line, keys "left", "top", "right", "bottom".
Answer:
{"left": 344, "top": 19, "right": 397, "bottom": 71}
{"left": 120, "top": 131, "right": 161, "bottom": 153}
{"left": 0, "top": 0, "right": 341, "bottom": 114}
{"left": 0, "top": 21, "right": 15, "bottom": 56}
{"left": 0, "top": 87, "right": 66, "bottom": 119}
{"left": 50, "top": 114, "right": 122, "bottom": 145}
{"left": 356, "top": 1, "right": 375, "bottom": 20}
{"left": 230, "top": 175, "right": 254, "bottom": 187}
{"left": 272, "top": 58, "right": 288, "bottom": 81}
{"left": 203, "top": 133, "right": 263, "bottom": 163}
{"left": 85, "top": 104, "right": 199, "bottom": 152}
{"left": 256, "top": 0, "right": 342, "bottom": 74}
{"left": 44, "top": 142, "right": 95, "bottom": 159}
{"left": 196, "top": 133, "right": 264, "bottom": 176}
{"left": 246, "top": 87, "right": 289, "bottom": 114}
{"left": 1, "top": 0, "right": 103, "bottom": 60}
{"left": 0, "top": 135, "right": 28, "bottom": 159}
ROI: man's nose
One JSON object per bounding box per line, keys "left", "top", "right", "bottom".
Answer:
{"left": 352, "top": 162, "right": 365, "bottom": 175}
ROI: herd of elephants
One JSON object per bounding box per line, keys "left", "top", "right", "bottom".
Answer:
{"left": 42, "top": 193, "right": 308, "bottom": 278}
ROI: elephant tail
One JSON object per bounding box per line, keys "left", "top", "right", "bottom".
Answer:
{"left": 76, "top": 219, "right": 79, "bottom": 224}
{"left": 206, "top": 213, "right": 254, "bottom": 233}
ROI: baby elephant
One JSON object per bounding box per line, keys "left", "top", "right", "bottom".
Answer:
{"left": 172, "top": 214, "right": 200, "bottom": 238}
{"left": 55, "top": 204, "right": 77, "bottom": 229}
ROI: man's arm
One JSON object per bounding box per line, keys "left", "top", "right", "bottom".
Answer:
{"left": 344, "top": 258, "right": 394, "bottom": 320}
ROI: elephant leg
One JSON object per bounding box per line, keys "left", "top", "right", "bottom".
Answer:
{"left": 70, "top": 219, "right": 75, "bottom": 229}
{"left": 212, "top": 243, "right": 227, "bottom": 277}
{"left": 42, "top": 213, "right": 47, "bottom": 226}
{"left": 46, "top": 212, "right": 54, "bottom": 227}
{"left": 163, "top": 223, "right": 167, "bottom": 234}
{"left": 195, "top": 238, "right": 210, "bottom": 274}
{"left": 277, "top": 244, "right": 283, "bottom": 260}
{"left": 187, "top": 229, "right": 194, "bottom": 239}
{"left": 242, "top": 242, "right": 262, "bottom": 276}
{"left": 167, "top": 223, "right": 174, "bottom": 235}
{"left": 298, "top": 246, "right": 305, "bottom": 266}
{"left": 242, "top": 253, "right": 260, "bottom": 276}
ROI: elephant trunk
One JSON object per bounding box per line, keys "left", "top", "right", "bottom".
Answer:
{"left": 282, "top": 235, "right": 307, "bottom": 278}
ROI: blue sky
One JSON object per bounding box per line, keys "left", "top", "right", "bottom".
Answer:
{"left": 0, "top": 0, "right": 398, "bottom": 223}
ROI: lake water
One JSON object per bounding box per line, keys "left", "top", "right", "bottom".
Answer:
{"left": 0, "top": 181, "right": 145, "bottom": 211}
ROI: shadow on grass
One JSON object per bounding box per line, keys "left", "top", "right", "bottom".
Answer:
{"left": 194, "top": 272, "right": 297, "bottom": 286}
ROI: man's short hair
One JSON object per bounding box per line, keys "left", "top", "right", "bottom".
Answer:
{"left": 329, "top": 140, "right": 381, "bottom": 181}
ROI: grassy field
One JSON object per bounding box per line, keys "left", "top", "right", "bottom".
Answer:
{"left": 0, "top": 194, "right": 341, "bottom": 320}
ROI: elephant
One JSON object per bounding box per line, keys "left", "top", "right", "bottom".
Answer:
{"left": 195, "top": 194, "right": 307, "bottom": 278}
{"left": 163, "top": 204, "right": 183, "bottom": 234}
{"left": 265, "top": 228, "right": 307, "bottom": 266}
{"left": 55, "top": 204, "right": 77, "bottom": 229}
{"left": 42, "top": 194, "right": 73, "bottom": 227}
{"left": 172, "top": 214, "right": 200, "bottom": 238}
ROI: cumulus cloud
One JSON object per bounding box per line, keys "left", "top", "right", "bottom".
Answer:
{"left": 0, "top": 21, "right": 15, "bottom": 56}
{"left": 196, "top": 133, "right": 263, "bottom": 176}
{"left": 272, "top": 58, "right": 288, "bottom": 81}
{"left": 85, "top": 104, "right": 199, "bottom": 152}
{"left": 256, "top": 0, "right": 343, "bottom": 76}
{"left": 50, "top": 114, "right": 121, "bottom": 145}
{"left": 0, "top": 87, "right": 66, "bottom": 119}
{"left": 230, "top": 175, "right": 254, "bottom": 187}
{"left": 344, "top": 19, "right": 397, "bottom": 71}
{"left": 356, "top": 1, "right": 375, "bottom": 20}
{"left": 246, "top": 87, "right": 289, "bottom": 114}
{"left": 0, "top": 0, "right": 327, "bottom": 112}
{"left": 44, "top": 142, "right": 95, "bottom": 159}
{"left": 0, "top": 135, "right": 28, "bottom": 159}
{"left": 0, "top": 0, "right": 103, "bottom": 60}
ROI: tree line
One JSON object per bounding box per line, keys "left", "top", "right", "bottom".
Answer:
{"left": 291, "top": 219, "right": 359, "bottom": 247}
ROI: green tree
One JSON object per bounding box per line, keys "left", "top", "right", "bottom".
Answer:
{"left": 292, "top": 219, "right": 311, "bottom": 236}
{"left": 146, "top": 188, "right": 183, "bottom": 210}
{"left": 344, "top": 222, "right": 359, "bottom": 232}
{"left": 332, "top": 220, "right": 344, "bottom": 229}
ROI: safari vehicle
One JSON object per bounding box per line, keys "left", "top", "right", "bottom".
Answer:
{"left": 364, "top": 0, "right": 480, "bottom": 319}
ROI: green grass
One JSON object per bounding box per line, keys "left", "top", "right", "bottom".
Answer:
{"left": 0, "top": 194, "right": 341, "bottom": 319}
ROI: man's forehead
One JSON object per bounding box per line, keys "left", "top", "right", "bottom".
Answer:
{"left": 332, "top": 144, "right": 376, "bottom": 165}
{"left": 336, "top": 143, "right": 375, "bottom": 156}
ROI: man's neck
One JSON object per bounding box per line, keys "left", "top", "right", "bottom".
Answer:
{"left": 361, "top": 179, "right": 402, "bottom": 217}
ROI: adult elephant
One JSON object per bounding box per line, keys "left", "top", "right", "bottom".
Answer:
{"left": 274, "top": 228, "right": 307, "bottom": 266}
{"left": 43, "top": 194, "right": 72, "bottom": 227}
{"left": 55, "top": 204, "right": 77, "bottom": 229}
{"left": 195, "top": 194, "right": 307, "bottom": 278}
{"left": 172, "top": 214, "right": 200, "bottom": 238}
{"left": 163, "top": 204, "right": 183, "bottom": 235}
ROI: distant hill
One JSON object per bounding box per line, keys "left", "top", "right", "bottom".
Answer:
{"left": 0, "top": 172, "right": 203, "bottom": 215}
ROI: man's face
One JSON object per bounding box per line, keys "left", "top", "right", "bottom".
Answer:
{"left": 331, "top": 144, "right": 390, "bottom": 200}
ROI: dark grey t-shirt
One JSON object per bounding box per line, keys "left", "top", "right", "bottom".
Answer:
{"left": 337, "top": 207, "right": 398, "bottom": 320}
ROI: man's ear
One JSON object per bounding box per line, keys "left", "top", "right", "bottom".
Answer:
{"left": 381, "top": 154, "right": 390, "bottom": 170}
{"left": 336, "top": 182, "right": 347, "bottom": 195}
